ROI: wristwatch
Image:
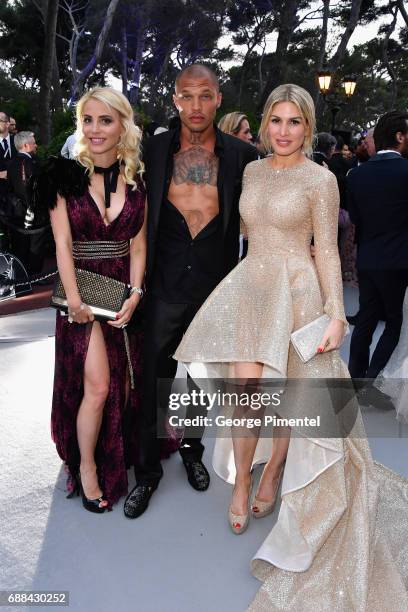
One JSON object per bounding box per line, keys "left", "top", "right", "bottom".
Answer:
{"left": 129, "top": 286, "right": 144, "bottom": 298}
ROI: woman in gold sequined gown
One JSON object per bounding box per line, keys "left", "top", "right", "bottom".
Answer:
{"left": 174, "top": 85, "right": 408, "bottom": 611}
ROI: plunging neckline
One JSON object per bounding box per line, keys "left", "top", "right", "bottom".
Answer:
{"left": 87, "top": 184, "right": 129, "bottom": 227}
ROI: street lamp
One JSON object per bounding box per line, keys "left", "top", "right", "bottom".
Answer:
{"left": 343, "top": 76, "right": 357, "bottom": 97}
{"left": 317, "top": 70, "right": 357, "bottom": 133}
{"left": 317, "top": 70, "right": 332, "bottom": 94}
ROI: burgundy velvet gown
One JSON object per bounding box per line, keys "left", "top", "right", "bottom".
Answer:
{"left": 51, "top": 181, "right": 177, "bottom": 506}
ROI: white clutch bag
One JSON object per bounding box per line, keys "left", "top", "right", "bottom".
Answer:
{"left": 290, "top": 314, "right": 331, "bottom": 363}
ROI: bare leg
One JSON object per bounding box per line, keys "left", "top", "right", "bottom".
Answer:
{"left": 254, "top": 428, "right": 290, "bottom": 502}
{"left": 230, "top": 361, "right": 263, "bottom": 515}
{"left": 77, "top": 322, "right": 110, "bottom": 504}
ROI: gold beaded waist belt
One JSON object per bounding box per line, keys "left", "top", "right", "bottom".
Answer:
{"left": 72, "top": 240, "right": 130, "bottom": 260}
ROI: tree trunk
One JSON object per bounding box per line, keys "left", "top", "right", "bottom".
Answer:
{"left": 258, "top": 0, "right": 299, "bottom": 109}
{"left": 129, "top": 21, "right": 146, "bottom": 106}
{"left": 329, "top": 0, "right": 363, "bottom": 72}
{"left": 397, "top": 0, "right": 408, "bottom": 27}
{"left": 314, "top": 0, "right": 330, "bottom": 111}
{"left": 121, "top": 24, "right": 128, "bottom": 97}
{"left": 39, "top": 0, "right": 59, "bottom": 144}
{"left": 33, "top": 0, "right": 63, "bottom": 111}
{"left": 238, "top": 58, "right": 248, "bottom": 110}
{"left": 382, "top": 6, "right": 399, "bottom": 110}
{"left": 70, "top": 0, "right": 121, "bottom": 102}
{"left": 258, "top": 43, "right": 266, "bottom": 99}
{"left": 52, "top": 45, "right": 63, "bottom": 110}
{"left": 147, "top": 45, "right": 174, "bottom": 119}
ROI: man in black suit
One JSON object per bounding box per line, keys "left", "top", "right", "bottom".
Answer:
{"left": 328, "top": 136, "right": 353, "bottom": 210}
{"left": 0, "top": 111, "right": 17, "bottom": 190}
{"left": 347, "top": 111, "right": 408, "bottom": 392}
{"left": 124, "top": 64, "right": 258, "bottom": 518}
{"left": 0, "top": 111, "right": 17, "bottom": 248}
{"left": 6, "top": 131, "right": 47, "bottom": 274}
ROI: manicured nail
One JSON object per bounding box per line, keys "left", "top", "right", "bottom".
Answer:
{"left": 317, "top": 347, "right": 323, "bottom": 353}
{"left": 116, "top": 314, "right": 120, "bottom": 319}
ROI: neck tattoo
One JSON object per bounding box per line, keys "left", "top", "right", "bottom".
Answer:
{"left": 189, "top": 131, "right": 204, "bottom": 145}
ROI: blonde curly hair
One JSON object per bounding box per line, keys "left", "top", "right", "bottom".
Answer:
{"left": 259, "top": 84, "right": 316, "bottom": 158}
{"left": 74, "top": 87, "right": 143, "bottom": 188}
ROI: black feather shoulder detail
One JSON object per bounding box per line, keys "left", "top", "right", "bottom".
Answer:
{"left": 30, "top": 156, "right": 90, "bottom": 212}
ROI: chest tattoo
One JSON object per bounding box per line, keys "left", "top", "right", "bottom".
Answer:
{"left": 173, "top": 146, "right": 218, "bottom": 186}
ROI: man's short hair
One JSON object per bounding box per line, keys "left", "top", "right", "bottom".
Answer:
{"left": 0, "top": 111, "right": 10, "bottom": 122}
{"left": 14, "top": 131, "right": 34, "bottom": 151}
{"left": 374, "top": 111, "right": 408, "bottom": 151}
{"left": 315, "top": 132, "right": 337, "bottom": 156}
{"left": 334, "top": 135, "right": 344, "bottom": 151}
{"left": 175, "top": 64, "right": 219, "bottom": 92}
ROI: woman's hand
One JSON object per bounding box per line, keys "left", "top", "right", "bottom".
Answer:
{"left": 108, "top": 294, "right": 141, "bottom": 329}
{"left": 67, "top": 302, "right": 94, "bottom": 324}
{"left": 317, "top": 319, "right": 345, "bottom": 353}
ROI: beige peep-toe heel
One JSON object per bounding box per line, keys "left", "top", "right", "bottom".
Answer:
{"left": 228, "top": 476, "right": 252, "bottom": 534}
{"left": 251, "top": 465, "right": 284, "bottom": 519}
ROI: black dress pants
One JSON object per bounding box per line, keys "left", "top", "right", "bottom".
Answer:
{"left": 348, "top": 269, "right": 407, "bottom": 379}
{"left": 11, "top": 228, "right": 46, "bottom": 274}
{"left": 135, "top": 295, "right": 206, "bottom": 486}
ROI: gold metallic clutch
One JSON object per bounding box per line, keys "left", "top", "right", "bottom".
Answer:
{"left": 51, "top": 268, "right": 130, "bottom": 321}
{"left": 290, "top": 314, "right": 331, "bottom": 363}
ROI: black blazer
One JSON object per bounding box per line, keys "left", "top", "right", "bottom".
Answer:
{"left": 7, "top": 153, "right": 35, "bottom": 201}
{"left": 0, "top": 135, "right": 17, "bottom": 196}
{"left": 328, "top": 152, "right": 352, "bottom": 210}
{"left": 347, "top": 152, "right": 408, "bottom": 270}
{"left": 0, "top": 134, "right": 17, "bottom": 170}
{"left": 143, "top": 126, "right": 258, "bottom": 284}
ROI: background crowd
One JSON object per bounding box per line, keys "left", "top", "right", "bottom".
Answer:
{"left": 0, "top": 104, "right": 398, "bottom": 284}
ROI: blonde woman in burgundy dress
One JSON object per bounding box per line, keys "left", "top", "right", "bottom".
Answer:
{"left": 37, "top": 88, "right": 177, "bottom": 514}
{"left": 175, "top": 84, "right": 408, "bottom": 610}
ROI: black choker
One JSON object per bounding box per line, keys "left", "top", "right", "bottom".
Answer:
{"left": 93, "top": 161, "right": 120, "bottom": 208}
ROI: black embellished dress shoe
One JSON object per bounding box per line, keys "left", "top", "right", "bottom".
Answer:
{"left": 357, "top": 386, "right": 394, "bottom": 410}
{"left": 123, "top": 484, "right": 157, "bottom": 519}
{"left": 183, "top": 460, "right": 210, "bottom": 491}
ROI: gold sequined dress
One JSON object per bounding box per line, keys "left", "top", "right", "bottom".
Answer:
{"left": 174, "top": 158, "right": 408, "bottom": 611}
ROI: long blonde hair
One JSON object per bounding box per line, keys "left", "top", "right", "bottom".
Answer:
{"left": 259, "top": 84, "right": 316, "bottom": 157}
{"left": 75, "top": 87, "right": 143, "bottom": 188}
{"left": 218, "top": 112, "right": 248, "bottom": 136}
